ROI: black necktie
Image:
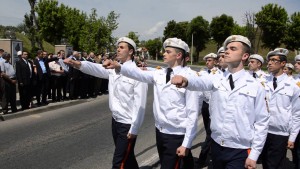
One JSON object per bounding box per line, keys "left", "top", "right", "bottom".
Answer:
{"left": 208, "top": 69, "right": 211, "bottom": 74}
{"left": 229, "top": 74, "right": 234, "bottom": 90}
{"left": 253, "top": 72, "right": 257, "bottom": 78}
{"left": 166, "top": 68, "right": 173, "bottom": 83}
{"left": 222, "top": 69, "right": 225, "bottom": 72}
{"left": 273, "top": 77, "right": 277, "bottom": 90}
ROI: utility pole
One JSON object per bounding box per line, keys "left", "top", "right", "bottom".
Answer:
{"left": 191, "top": 33, "right": 194, "bottom": 65}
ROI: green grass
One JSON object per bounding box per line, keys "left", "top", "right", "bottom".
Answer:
{"left": 16, "top": 32, "right": 54, "bottom": 54}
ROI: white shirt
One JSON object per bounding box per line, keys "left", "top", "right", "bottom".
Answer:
{"left": 120, "top": 62, "right": 199, "bottom": 148}
{"left": 3, "top": 61, "right": 16, "bottom": 78}
{"left": 186, "top": 69, "right": 269, "bottom": 161}
{"left": 80, "top": 61, "right": 148, "bottom": 135}
{"left": 264, "top": 74, "right": 300, "bottom": 142}
{"left": 49, "top": 61, "right": 62, "bottom": 76}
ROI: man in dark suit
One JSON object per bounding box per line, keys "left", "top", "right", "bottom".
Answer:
{"left": 68, "top": 51, "right": 81, "bottom": 100}
{"left": 33, "top": 50, "right": 57, "bottom": 105}
{"left": 16, "top": 51, "right": 35, "bottom": 110}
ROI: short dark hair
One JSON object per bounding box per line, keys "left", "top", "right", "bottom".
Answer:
{"left": 2, "top": 52, "right": 10, "bottom": 59}
{"left": 0, "top": 49, "right": 4, "bottom": 52}
{"left": 37, "top": 50, "right": 43, "bottom": 55}
{"left": 174, "top": 48, "right": 187, "bottom": 67}
{"left": 126, "top": 43, "right": 135, "bottom": 61}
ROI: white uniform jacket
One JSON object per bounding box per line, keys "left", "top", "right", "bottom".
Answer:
{"left": 120, "top": 61, "right": 199, "bottom": 148}
{"left": 80, "top": 61, "right": 148, "bottom": 135}
{"left": 264, "top": 74, "right": 300, "bottom": 142}
{"left": 187, "top": 69, "right": 269, "bottom": 161}
{"left": 249, "top": 69, "right": 269, "bottom": 87}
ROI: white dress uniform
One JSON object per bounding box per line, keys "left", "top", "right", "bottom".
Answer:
{"left": 79, "top": 60, "right": 148, "bottom": 135}
{"left": 186, "top": 68, "right": 269, "bottom": 161}
{"left": 120, "top": 61, "right": 199, "bottom": 148}
{"left": 248, "top": 69, "right": 269, "bottom": 87}
{"left": 264, "top": 74, "right": 300, "bottom": 142}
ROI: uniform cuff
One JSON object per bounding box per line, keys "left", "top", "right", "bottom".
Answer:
{"left": 129, "top": 125, "right": 139, "bottom": 135}
{"left": 182, "top": 137, "right": 192, "bottom": 149}
{"left": 289, "top": 134, "right": 297, "bottom": 142}
{"left": 248, "top": 149, "right": 260, "bottom": 161}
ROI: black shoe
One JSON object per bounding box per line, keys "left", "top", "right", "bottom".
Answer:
{"left": 42, "top": 101, "right": 49, "bottom": 105}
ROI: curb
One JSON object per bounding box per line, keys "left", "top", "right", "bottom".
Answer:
{"left": 0, "top": 99, "right": 88, "bottom": 121}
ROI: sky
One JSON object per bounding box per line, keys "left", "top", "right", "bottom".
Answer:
{"left": 0, "top": 0, "right": 299, "bottom": 40}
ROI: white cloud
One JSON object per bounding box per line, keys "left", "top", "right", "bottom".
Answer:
{"left": 144, "top": 21, "right": 166, "bottom": 36}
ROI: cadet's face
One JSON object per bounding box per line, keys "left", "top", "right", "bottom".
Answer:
{"left": 248, "top": 59, "right": 260, "bottom": 71}
{"left": 294, "top": 61, "right": 300, "bottom": 73}
{"left": 267, "top": 55, "right": 285, "bottom": 74}
{"left": 205, "top": 58, "right": 215, "bottom": 69}
{"left": 283, "top": 67, "right": 290, "bottom": 74}
{"left": 163, "top": 47, "right": 178, "bottom": 66}
{"left": 224, "top": 42, "right": 246, "bottom": 65}
{"left": 218, "top": 53, "right": 227, "bottom": 68}
{"left": 117, "top": 42, "right": 132, "bottom": 63}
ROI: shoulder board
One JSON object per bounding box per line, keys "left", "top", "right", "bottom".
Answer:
{"left": 296, "top": 82, "right": 300, "bottom": 88}
{"left": 156, "top": 66, "right": 162, "bottom": 69}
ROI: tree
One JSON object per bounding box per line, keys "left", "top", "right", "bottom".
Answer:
{"left": 163, "top": 20, "right": 188, "bottom": 42}
{"left": 210, "top": 14, "right": 234, "bottom": 48}
{"left": 255, "top": 3, "right": 288, "bottom": 50}
{"left": 28, "top": 0, "right": 43, "bottom": 50}
{"left": 127, "top": 31, "right": 140, "bottom": 47}
{"left": 36, "top": 0, "right": 65, "bottom": 45}
{"left": 244, "top": 12, "right": 260, "bottom": 53}
{"left": 284, "top": 12, "right": 300, "bottom": 52}
{"left": 145, "top": 38, "right": 162, "bottom": 59}
{"left": 187, "top": 16, "right": 210, "bottom": 62}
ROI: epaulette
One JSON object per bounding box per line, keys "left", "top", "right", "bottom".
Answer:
{"left": 211, "top": 69, "right": 217, "bottom": 74}
{"left": 296, "top": 82, "right": 300, "bottom": 88}
{"left": 156, "top": 66, "right": 162, "bottom": 69}
{"left": 261, "top": 81, "right": 265, "bottom": 87}
{"left": 196, "top": 72, "right": 200, "bottom": 76}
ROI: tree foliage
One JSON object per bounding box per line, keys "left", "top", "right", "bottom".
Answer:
{"left": 145, "top": 38, "right": 162, "bottom": 58}
{"left": 23, "top": 0, "right": 119, "bottom": 53}
{"left": 187, "top": 16, "right": 210, "bottom": 62}
{"left": 210, "top": 14, "right": 234, "bottom": 48}
{"left": 127, "top": 31, "right": 140, "bottom": 47}
{"left": 255, "top": 3, "right": 288, "bottom": 50}
{"left": 283, "top": 12, "right": 300, "bottom": 51}
{"left": 163, "top": 20, "right": 188, "bottom": 42}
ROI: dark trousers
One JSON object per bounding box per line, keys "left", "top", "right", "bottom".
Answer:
{"left": 156, "top": 128, "right": 194, "bottom": 169}
{"left": 211, "top": 140, "right": 248, "bottom": 169}
{"left": 261, "top": 133, "right": 289, "bottom": 169}
{"left": 69, "top": 78, "right": 80, "bottom": 99}
{"left": 292, "top": 133, "right": 300, "bottom": 169}
{"left": 100, "top": 78, "right": 108, "bottom": 94}
{"left": 112, "top": 118, "right": 139, "bottom": 169}
{"left": 36, "top": 74, "right": 49, "bottom": 103}
{"left": 51, "top": 76, "right": 62, "bottom": 101}
{"left": 199, "top": 101, "right": 212, "bottom": 162}
{"left": 2, "top": 80, "right": 17, "bottom": 113}
{"left": 19, "top": 83, "right": 32, "bottom": 110}
{"left": 61, "top": 74, "right": 68, "bottom": 99}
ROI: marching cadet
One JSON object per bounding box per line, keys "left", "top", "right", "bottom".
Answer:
{"left": 171, "top": 35, "right": 269, "bottom": 169}
{"left": 197, "top": 52, "right": 220, "bottom": 167}
{"left": 104, "top": 37, "right": 199, "bottom": 169}
{"left": 216, "top": 47, "right": 229, "bottom": 74}
{"left": 64, "top": 37, "right": 148, "bottom": 169}
{"left": 293, "top": 54, "right": 300, "bottom": 169}
{"left": 283, "top": 63, "right": 295, "bottom": 80}
{"left": 261, "top": 48, "right": 300, "bottom": 169}
{"left": 248, "top": 54, "right": 269, "bottom": 85}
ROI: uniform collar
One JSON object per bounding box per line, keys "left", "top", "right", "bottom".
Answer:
{"left": 169, "top": 65, "right": 182, "bottom": 74}
{"left": 226, "top": 69, "right": 245, "bottom": 82}
{"left": 271, "top": 73, "right": 286, "bottom": 83}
